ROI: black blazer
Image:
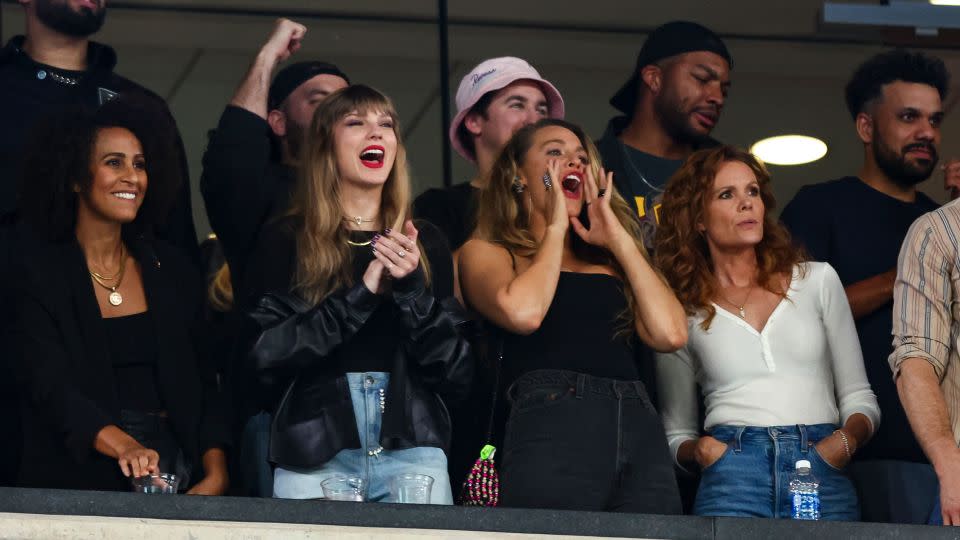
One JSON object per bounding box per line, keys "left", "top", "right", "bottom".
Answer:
{"left": 11, "top": 237, "right": 230, "bottom": 491}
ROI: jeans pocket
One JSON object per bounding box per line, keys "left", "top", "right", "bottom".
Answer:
{"left": 700, "top": 443, "right": 734, "bottom": 473}
{"left": 810, "top": 445, "right": 845, "bottom": 473}
{"left": 511, "top": 384, "right": 575, "bottom": 415}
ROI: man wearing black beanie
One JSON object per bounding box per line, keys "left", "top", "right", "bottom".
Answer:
{"left": 598, "top": 21, "right": 732, "bottom": 246}
{"left": 597, "top": 21, "right": 731, "bottom": 513}
{"left": 198, "top": 18, "right": 349, "bottom": 497}
{"left": 200, "top": 18, "right": 349, "bottom": 301}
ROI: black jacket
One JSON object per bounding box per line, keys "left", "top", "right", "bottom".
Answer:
{"left": 200, "top": 105, "right": 295, "bottom": 299}
{"left": 244, "top": 222, "right": 473, "bottom": 469}
{"left": 11, "top": 238, "right": 230, "bottom": 491}
{"left": 0, "top": 36, "right": 199, "bottom": 263}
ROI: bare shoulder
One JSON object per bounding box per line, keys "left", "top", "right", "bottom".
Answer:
{"left": 459, "top": 239, "right": 521, "bottom": 279}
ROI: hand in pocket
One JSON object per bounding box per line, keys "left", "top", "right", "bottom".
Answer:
{"left": 694, "top": 435, "right": 729, "bottom": 470}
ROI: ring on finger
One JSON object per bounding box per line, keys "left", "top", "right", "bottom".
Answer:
{"left": 598, "top": 188, "right": 607, "bottom": 198}
{"left": 397, "top": 249, "right": 406, "bottom": 258}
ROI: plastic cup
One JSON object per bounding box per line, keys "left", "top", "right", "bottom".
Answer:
{"left": 321, "top": 476, "right": 365, "bottom": 502}
{"left": 131, "top": 473, "right": 180, "bottom": 494}
{"left": 391, "top": 473, "right": 433, "bottom": 504}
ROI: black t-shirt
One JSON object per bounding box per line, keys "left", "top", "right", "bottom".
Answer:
{"left": 413, "top": 181, "right": 479, "bottom": 251}
{"left": 597, "top": 116, "right": 712, "bottom": 247}
{"left": 780, "top": 176, "right": 939, "bottom": 463}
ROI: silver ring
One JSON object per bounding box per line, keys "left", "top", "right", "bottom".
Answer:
{"left": 397, "top": 249, "right": 406, "bottom": 258}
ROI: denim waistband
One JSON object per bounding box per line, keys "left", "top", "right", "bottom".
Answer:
{"left": 708, "top": 423, "right": 839, "bottom": 451}
{"left": 509, "top": 369, "right": 650, "bottom": 401}
{"left": 346, "top": 372, "right": 390, "bottom": 390}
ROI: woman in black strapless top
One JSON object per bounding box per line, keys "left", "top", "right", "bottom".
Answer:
{"left": 460, "top": 119, "right": 688, "bottom": 513}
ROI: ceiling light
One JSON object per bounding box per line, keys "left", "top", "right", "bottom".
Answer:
{"left": 930, "top": 1, "right": 960, "bottom": 6}
{"left": 750, "top": 135, "right": 828, "bottom": 166}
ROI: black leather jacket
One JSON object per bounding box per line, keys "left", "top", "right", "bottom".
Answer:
{"left": 247, "top": 269, "right": 474, "bottom": 469}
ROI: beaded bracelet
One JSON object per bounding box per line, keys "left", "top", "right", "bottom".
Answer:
{"left": 834, "top": 429, "right": 852, "bottom": 458}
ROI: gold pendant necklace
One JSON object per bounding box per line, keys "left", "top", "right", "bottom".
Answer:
{"left": 720, "top": 283, "right": 756, "bottom": 319}
{"left": 89, "top": 245, "right": 126, "bottom": 306}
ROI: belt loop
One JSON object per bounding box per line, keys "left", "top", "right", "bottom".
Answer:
{"left": 733, "top": 426, "right": 745, "bottom": 453}
{"left": 799, "top": 424, "right": 809, "bottom": 453}
{"left": 576, "top": 374, "right": 586, "bottom": 399}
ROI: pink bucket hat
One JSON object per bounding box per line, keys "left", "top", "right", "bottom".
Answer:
{"left": 449, "top": 57, "right": 565, "bottom": 163}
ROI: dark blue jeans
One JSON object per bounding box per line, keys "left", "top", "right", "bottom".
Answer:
{"left": 694, "top": 424, "right": 859, "bottom": 520}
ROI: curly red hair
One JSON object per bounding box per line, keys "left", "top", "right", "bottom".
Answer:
{"left": 653, "top": 145, "right": 804, "bottom": 330}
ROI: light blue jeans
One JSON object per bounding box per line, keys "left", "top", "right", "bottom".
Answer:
{"left": 273, "top": 372, "right": 453, "bottom": 504}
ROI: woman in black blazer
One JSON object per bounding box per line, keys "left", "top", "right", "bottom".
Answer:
{"left": 11, "top": 99, "right": 230, "bottom": 493}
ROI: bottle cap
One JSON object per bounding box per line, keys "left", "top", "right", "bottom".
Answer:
{"left": 795, "top": 459, "right": 811, "bottom": 470}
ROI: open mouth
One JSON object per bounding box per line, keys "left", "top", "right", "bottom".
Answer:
{"left": 112, "top": 192, "right": 137, "bottom": 201}
{"left": 561, "top": 172, "right": 582, "bottom": 199}
{"left": 360, "top": 145, "right": 385, "bottom": 169}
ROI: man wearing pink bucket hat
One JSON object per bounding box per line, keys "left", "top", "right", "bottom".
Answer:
{"left": 414, "top": 57, "right": 564, "bottom": 252}
{"left": 414, "top": 57, "right": 563, "bottom": 495}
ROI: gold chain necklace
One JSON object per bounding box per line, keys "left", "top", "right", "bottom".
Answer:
{"left": 346, "top": 238, "right": 373, "bottom": 247}
{"left": 89, "top": 245, "right": 127, "bottom": 306}
{"left": 719, "top": 283, "right": 756, "bottom": 319}
{"left": 343, "top": 216, "right": 377, "bottom": 227}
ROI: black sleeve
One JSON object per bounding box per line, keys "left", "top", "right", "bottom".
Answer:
{"left": 242, "top": 219, "right": 298, "bottom": 307}
{"left": 154, "top": 243, "right": 233, "bottom": 453}
{"left": 200, "top": 106, "right": 278, "bottom": 279}
{"left": 780, "top": 186, "right": 832, "bottom": 262}
{"left": 246, "top": 285, "right": 382, "bottom": 388}
{"left": 12, "top": 284, "right": 112, "bottom": 464}
{"left": 390, "top": 224, "right": 473, "bottom": 404}
{"left": 413, "top": 188, "right": 458, "bottom": 250}
{"left": 416, "top": 220, "right": 454, "bottom": 299}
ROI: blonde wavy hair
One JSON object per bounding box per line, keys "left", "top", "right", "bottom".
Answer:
{"left": 289, "top": 84, "right": 429, "bottom": 306}
{"left": 474, "top": 118, "right": 651, "bottom": 331}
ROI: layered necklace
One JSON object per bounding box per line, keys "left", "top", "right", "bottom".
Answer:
{"left": 342, "top": 215, "right": 378, "bottom": 247}
{"left": 89, "top": 245, "right": 127, "bottom": 306}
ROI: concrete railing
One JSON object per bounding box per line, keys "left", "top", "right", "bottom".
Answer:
{"left": 0, "top": 487, "right": 957, "bottom": 539}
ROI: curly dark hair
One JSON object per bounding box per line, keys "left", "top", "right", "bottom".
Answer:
{"left": 654, "top": 145, "right": 805, "bottom": 330}
{"left": 18, "top": 95, "right": 182, "bottom": 242}
{"left": 845, "top": 49, "right": 949, "bottom": 120}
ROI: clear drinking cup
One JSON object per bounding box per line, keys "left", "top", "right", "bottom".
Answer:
{"left": 391, "top": 473, "right": 434, "bottom": 504}
{"left": 131, "top": 473, "right": 180, "bottom": 494}
{"left": 321, "top": 476, "right": 366, "bottom": 502}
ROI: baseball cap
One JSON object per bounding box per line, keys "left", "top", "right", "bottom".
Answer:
{"left": 268, "top": 61, "right": 351, "bottom": 110}
{"left": 449, "top": 57, "right": 565, "bottom": 163}
{"left": 610, "top": 21, "right": 732, "bottom": 114}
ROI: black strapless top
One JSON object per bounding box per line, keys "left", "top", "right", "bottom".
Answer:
{"left": 502, "top": 272, "right": 641, "bottom": 385}
{"left": 103, "top": 312, "right": 163, "bottom": 411}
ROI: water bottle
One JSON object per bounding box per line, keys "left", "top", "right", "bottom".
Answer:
{"left": 789, "top": 459, "right": 820, "bottom": 520}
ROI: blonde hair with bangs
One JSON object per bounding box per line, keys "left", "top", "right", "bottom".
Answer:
{"left": 289, "top": 84, "right": 430, "bottom": 305}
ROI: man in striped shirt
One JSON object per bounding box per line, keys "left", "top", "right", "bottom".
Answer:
{"left": 892, "top": 201, "right": 960, "bottom": 526}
